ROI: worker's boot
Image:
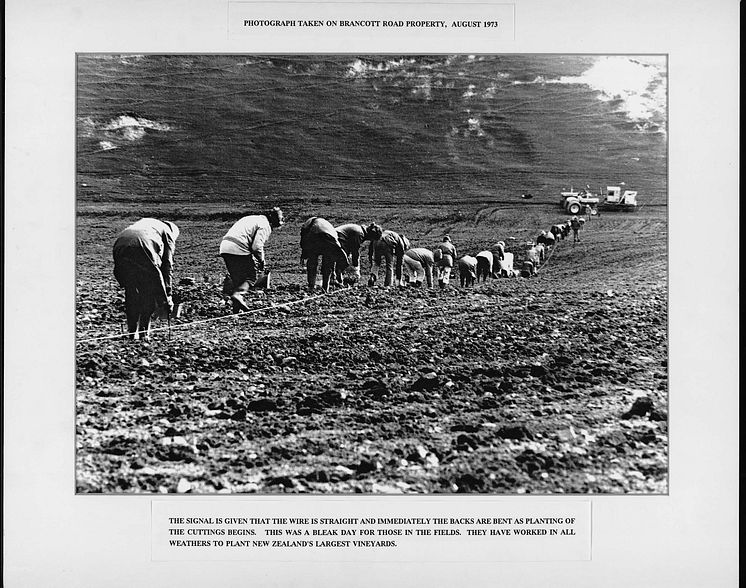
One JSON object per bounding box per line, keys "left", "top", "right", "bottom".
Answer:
{"left": 231, "top": 292, "right": 250, "bottom": 313}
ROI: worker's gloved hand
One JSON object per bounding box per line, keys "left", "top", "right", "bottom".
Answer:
{"left": 166, "top": 296, "right": 174, "bottom": 314}
{"left": 351, "top": 265, "right": 361, "bottom": 279}
{"left": 368, "top": 274, "right": 377, "bottom": 287}
{"left": 256, "top": 259, "right": 265, "bottom": 273}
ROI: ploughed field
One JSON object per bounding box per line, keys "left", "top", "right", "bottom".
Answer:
{"left": 76, "top": 201, "right": 668, "bottom": 494}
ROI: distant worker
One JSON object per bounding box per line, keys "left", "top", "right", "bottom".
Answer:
{"left": 526, "top": 243, "right": 545, "bottom": 266}
{"left": 537, "top": 230, "right": 555, "bottom": 248}
{"left": 368, "top": 229, "right": 410, "bottom": 287}
{"left": 495, "top": 241, "right": 506, "bottom": 261}
{"left": 334, "top": 222, "right": 384, "bottom": 285}
{"left": 520, "top": 260, "right": 535, "bottom": 278}
{"left": 434, "top": 235, "right": 457, "bottom": 288}
{"left": 219, "top": 207, "right": 284, "bottom": 313}
{"left": 475, "top": 250, "right": 494, "bottom": 282}
{"left": 113, "top": 218, "right": 180, "bottom": 341}
{"left": 458, "top": 255, "right": 478, "bottom": 287}
{"left": 570, "top": 215, "right": 582, "bottom": 242}
{"left": 402, "top": 247, "right": 435, "bottom": 288}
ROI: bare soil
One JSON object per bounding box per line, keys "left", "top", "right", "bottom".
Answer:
{"left": 76, "top": 202, "right": 668, "bottom": 494}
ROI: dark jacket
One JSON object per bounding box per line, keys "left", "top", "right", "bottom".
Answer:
{"left": 300, "top": 217, "right": 347, "bottom": 263}
{"left": 113, "top": 218, "right": 179, "bottom": 299}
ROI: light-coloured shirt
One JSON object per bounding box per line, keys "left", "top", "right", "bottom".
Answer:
{"left": 220, "top": 215, "right": 272, "bottom": 261}
{"left": 404, "top": 247, "right": 435, "bottom": 266}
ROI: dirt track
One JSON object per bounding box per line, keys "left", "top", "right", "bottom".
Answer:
{"left": 76, "top": 203, "right": 668, "bottom": 494}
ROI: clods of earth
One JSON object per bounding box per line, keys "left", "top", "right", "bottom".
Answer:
{"left": 76, "top": 207, "right": 668, "bottom": 494}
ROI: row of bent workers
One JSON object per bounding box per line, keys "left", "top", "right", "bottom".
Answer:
{"left": 111, "top": 207, "right": 584, "bottom": 339}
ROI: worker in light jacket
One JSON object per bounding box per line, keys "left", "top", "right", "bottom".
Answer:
{"left": 402, "top": 247, "right": 436, "bottom": 289}
{"left": 113, "top": 218, "right": 180, "bottom": 341}
{"left": 220, "top": 207, "right": 284, "bottom": 312}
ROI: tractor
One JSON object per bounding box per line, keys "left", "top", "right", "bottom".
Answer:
{"left": 559, "top": 186, "right": 600, "bottom": 215}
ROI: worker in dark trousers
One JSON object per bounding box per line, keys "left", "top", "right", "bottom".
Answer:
{"left": 334, "top": 222, "right": 384, "bottom": 285}
{"left": 113, "top": 218, "right": 179, "bottom": 341}
{"left": 219, "top": 207, "right": 284, "bottom": 313}
{"left": 570, "top": 215, "right": 582, "bottom": 242}
{"left": 368, "top": 229, "right": 410, "bottom": 287}
{"left": 300, "top": 217, "right": 350, "bottom": 293}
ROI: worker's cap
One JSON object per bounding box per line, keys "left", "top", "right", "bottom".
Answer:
{"left": 266, "top": 207, "right": 284, "bottom": 227}
{"left": 572, "top": 216, "right": 578, "bottom": 220}
{"left": 443, "top": 235, "right": 452, "bottom": 242}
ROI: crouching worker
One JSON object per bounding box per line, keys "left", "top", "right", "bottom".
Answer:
{"left": 300, "top": 217, "right": 350, "bottom": 293}
{"left": 434, "top": 235, "right": 457, "bottom": 288}
{"left": 402, "top": 247, "right": 435, "bottom": 288}
{"left": 335, "top": 222, "right": 384, "bottom": 285}
{"left": 458, "top": 255, "right": 478, "bottom": 287}
{"left": 537, "top": 230, "right": 555, "bottom": 248}
{"left": 496, "top": 252, "right": 515, "bottom": 277}
{"left": 520, "top": 260, "right": 536, "bottom": 278}
{"left": 368, "top": 230, "right": 410, "bottom": 287}
{"left": 475, "top": 250, "right": 494, "bottom": 282}
{"left": 219, "top": 207, "right": 284, "bottom": 313}
{"left": 113, "top": 218, "right": 179, "bottom": 341}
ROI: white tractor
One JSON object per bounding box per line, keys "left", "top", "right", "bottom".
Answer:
{"left": 559, "top": 186, "right": 600, "bottom": 215}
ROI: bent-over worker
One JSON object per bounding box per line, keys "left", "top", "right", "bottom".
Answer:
{"left": 113, "top": 218, "right": 180, "bottom": 341}
{"left": 300, "top": 217, "right": 349, "bottom": 293}
{"left": 434, "top": 235, "right": 457, "bottom": 288}
{"left": 402, "top": 247, "right": 435, "bottom": 288}
{"left": 220, "top": 207, "right": 284, "bottom": 313}
{"left": 458, "top": 255, "right": 478, "bottom": 287}
{"left": 334, "top": 222, "right": 384, "bottom": 285}
{"left": 368, "top": 229, "right": 410, "bottom": 287}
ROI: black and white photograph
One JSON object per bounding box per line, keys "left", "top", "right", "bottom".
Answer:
{"left": 5, "top": 0, "right": 739, "bottom": 585}
{"left": 75, "top": 54, "right": 669, "bottom": 495}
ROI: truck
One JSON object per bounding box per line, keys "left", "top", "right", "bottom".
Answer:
{"left": 601, "top": 186, "right": 638, "bottom": 210}
{"left": 560, "top": 184, "right": 639, "bottom": 214}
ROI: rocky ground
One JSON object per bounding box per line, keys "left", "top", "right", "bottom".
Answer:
{"left": 75, "top": 204, "right": 668, "bottom": 494}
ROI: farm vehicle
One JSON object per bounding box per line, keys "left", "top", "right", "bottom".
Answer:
{"left": 560, "top": 185, "right": 639, "bottom": 214}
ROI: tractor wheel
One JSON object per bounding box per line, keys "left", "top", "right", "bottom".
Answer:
{"left": 568, "top": 202, "right": 581, "bottom": 215}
